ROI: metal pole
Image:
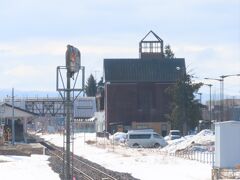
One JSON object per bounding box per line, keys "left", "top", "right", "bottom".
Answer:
{"left": 209, "top": 85, "right": 212, "bottom": 122}
{"left": 65, "top": 71, "right": 71, "bottom": 180}
{"left": 11, "top": 88, "right": 15, "bottom": 145}
{"left": 82, "top": 66, "right": 85, "bottom": 97}
{"left": 220, "top": 77, "right": 224, "bottom": 121}
{"left": 204, "top": 78, "right": 222, "bottom": 122}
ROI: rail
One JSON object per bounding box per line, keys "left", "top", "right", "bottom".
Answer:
{"left": 41, "top": 141, "right": 118, "bottom": 180}
{"left": 46, "top": 149, "right": 94, "bottom": 180}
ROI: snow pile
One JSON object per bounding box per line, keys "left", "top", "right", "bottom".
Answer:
{"left": 109, "top": 132, "right": 127, "bottom": 143}
{"left": 161, "top": 129, "right": 215, "bottom": 153}
{"left": 0, "top": 155, "right": 60, "bottom": 180}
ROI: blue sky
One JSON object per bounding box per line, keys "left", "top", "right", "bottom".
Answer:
{"left": 0, "top": 0, "right": 239, "bottom": 100}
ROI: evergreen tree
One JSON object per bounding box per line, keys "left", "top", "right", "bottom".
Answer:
{"left": 85, "top": 74, "right": 97, "bottom": 97}
{"left": 164, "top": 45, "right": 175, "bottom": 58}
{"left": 166, "top": 74, "right": 203, "bottom": 134}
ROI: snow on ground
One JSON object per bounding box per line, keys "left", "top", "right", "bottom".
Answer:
{"left": 0, "top": 155, "right": 60, "bottom": 180}
{"left": 161, "top": 129, "right": 215, "bottom": 153}
{"left": 39, "top": 132, "right": 212, "bottom": 180}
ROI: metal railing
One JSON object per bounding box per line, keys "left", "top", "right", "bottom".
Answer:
{"left": 169, "top": 150, "right": 215, "bottom": 165}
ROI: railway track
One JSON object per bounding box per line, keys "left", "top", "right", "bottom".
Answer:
{"left": 40, "top": 141, "right": 138, "bottom": 180}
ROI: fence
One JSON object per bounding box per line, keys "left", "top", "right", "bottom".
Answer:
{"left": 169, "top": 150, "right": 215, "bottom": 165}
{"left": 212, "top": 168, "right": 240, "bottom": 180}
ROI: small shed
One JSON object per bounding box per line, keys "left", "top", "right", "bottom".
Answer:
{"left": 215, "top": 121, "right": 240, "bottom": 168}
{"left": 0, "top": 103, "right": 37, "bottom": 142}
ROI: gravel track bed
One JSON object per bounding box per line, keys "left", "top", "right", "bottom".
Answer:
{"left": 46, "top": 144, "right": 139, "bottom": 180}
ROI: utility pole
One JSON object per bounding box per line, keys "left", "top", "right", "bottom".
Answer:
{"left": 65, "top": 71, "right": 71, "bottom": 180}
{"left": 204, "top": 84, "right": 212, "bottom": 122}
{"left": 209, "top": 85, "right": 212, "bottom": 122}
{"left": 57, "top": 45, "right": 83, "bottom": 180}
{"left": 11, "top": 88, "right": 15, "bottom": 145}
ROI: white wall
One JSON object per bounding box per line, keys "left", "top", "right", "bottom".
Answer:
{"left": 95, "top": 111, "right": 105, "bottom": 132}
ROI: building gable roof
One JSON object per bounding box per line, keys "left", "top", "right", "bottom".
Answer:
{"left": 104, "top": 58, "right": 185, "bottom": 83}
{"left": 0, "top": 103, "right": 38, "bottom": 118}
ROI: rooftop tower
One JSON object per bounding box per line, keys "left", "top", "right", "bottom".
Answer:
{"left": 139, "top": 30, "right": 164, "bottom": 59}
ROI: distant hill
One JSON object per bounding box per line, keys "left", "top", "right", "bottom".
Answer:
{"left": 0, "top": 89, "right": 59, "bottom": 99}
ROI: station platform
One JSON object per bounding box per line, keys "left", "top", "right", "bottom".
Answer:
{"left": 0, "top": 143, "right": 44, "bottom": 156}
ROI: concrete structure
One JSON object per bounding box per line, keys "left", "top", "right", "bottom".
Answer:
{"left": 215, "top": 121, "right": 240, "bottom": 168}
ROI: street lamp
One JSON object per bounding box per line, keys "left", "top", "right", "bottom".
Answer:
{"left": 220, "top": 74, "right": 240, "bottom": 121}
{"left": 220, "top": 74, "right": 240, "bottom": 107}
{"left": 205, "top": 74, "right": 240, "bottom": 122}
{"left": 204, "top": 77, "right": 222, "bottom": 122}
{"left": 203, "top": 84, "right": 212, "bottom": 122}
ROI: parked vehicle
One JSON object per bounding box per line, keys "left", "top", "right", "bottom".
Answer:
{"left": 125, "top": 131, "right": 167, "bottom": 148}
{"left": 168, "top": 130, "right": 181, "bottom": 140}
{"left": 111, "top": 132, "right": 127, "bottom": 143}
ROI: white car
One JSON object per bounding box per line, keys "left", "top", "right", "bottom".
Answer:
{"left": 169, "top": 130, "right": 181, "bottom": 140}
{"left": 111, "top": 132, "right": 127, "bottom": 143}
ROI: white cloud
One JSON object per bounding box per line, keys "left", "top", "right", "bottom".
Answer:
{"left": 0, "top": 38, "right": 137, "bottom": 57}
{"left": 0, "top": 36, "right": 239, "bottom": 95}
{"left": 4, "top": 65, "right": 42, "bottom": 77}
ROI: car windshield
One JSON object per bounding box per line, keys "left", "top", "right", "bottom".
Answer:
{"left": 171, "top": 132, "right": 180, "bottom": 136}
{"left": 153, "top": 134, "right": 161, "bottom": 138}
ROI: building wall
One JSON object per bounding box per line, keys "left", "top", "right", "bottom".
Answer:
{"left": 105, "top": 82, "right": 172, "bottom": 133}
{"left": 131, "top": 121, "right": 170, "bottom": 136}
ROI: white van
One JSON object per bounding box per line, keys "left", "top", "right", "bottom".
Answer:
{"left": 126, "top": 131, "right": 167, "bottom": 148}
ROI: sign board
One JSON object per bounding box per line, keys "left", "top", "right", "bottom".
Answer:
{"left": 65, "top": 45, "right": 81, "bottom": 76}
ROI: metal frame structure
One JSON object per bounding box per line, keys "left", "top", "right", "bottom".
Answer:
{"left": 56, "top": 64, "right": 85, "bottom": 180}
{"left": 25, "top": 98, "right": 65, "bottom": 116}
{"left": 57, "top": 66, "right": 85, "bottom": 101}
